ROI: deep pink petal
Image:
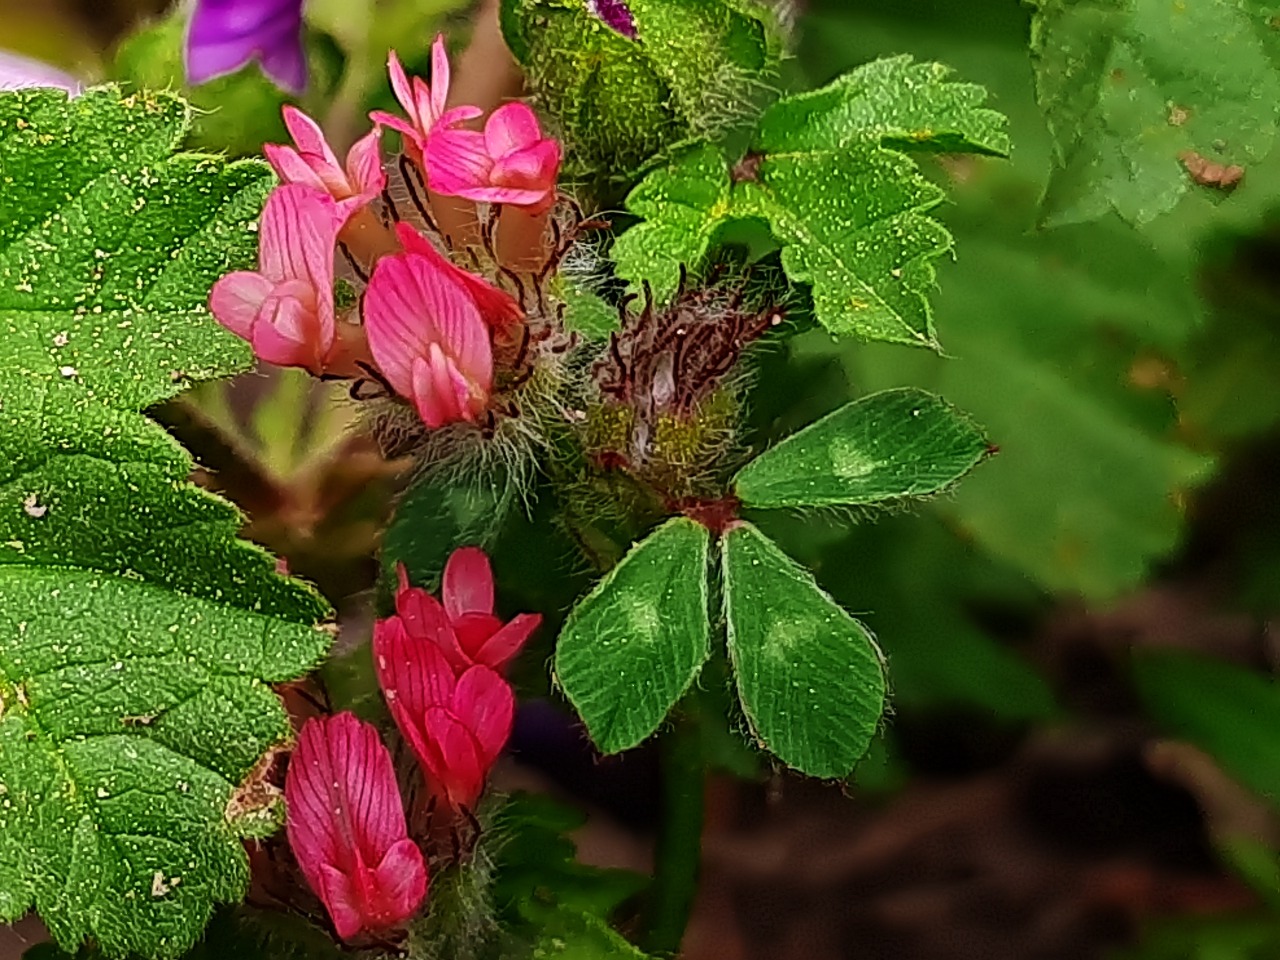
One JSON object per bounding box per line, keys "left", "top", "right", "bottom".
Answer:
{"left": 346, "top": 127, "right": 388, "bottom": 202}
{"left": 452, "top": 665, "right": 514, "bottom": 766}
{"left": 256, "top": 184, "right": 338, "bottom": 346}
{"left": 421, "top": 707, "right": 486, "bottom": 809}
{"left": 425, "top": 127, "right": 493, "bottom": 195}
{"left": 285, "top": 713, "right": 417, "bottom": 939}
{"left": 395, "top": 583, "right": 451, "bottom": 645}
{"left": 387, "top": 51, "right": 416, "bottom": 126}
{"left": 452, "top": 612, "right": 503, "bottom": 662}
{"left": 370, "top": 838, "right": 429, "bottom": 924}
{"left": 483, "top": 102, "right": 543, "bottom": 158}
{"left": 429, "top": 34, "right": 451, "bottom": 124}
{"left": 251, "top": 289, "right": 324, "bottom": 370}
{"left": 443, "top": 546, "right": 494, "bottom": 620}
{"left": 491, "top": 139, "right": 562, "bottom": 193}
{"left": 473, "top": 613, "right": 541, "bottom": 672}
{"left": 209, "top": 271, "right": 273, "bottom": 339}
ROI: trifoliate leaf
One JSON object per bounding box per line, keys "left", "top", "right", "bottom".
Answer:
{"left": 734, "top": 387, "right": 989, "bottom": 509}
{"left": 614, "top": 57, "right": 1007, "bottom": 346}
{"left": 554, "top": 517, "right": 710, "bottom": 754}
{"left": 0, "top": 87, "right": 330, "bottom": 959}
{"left": 754, "top": 55, "right": 1010, "bottom": 157}
{"left": 1029, "top": 0, "right": 1280, "bottom": 226}
{"left": 722, "top": 523, "right": 886, "bottom": 778}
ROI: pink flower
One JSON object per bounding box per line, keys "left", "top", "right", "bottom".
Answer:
{"left": 370, "top": 35, "right": 480, "bottom": 165}
{"left": 425, "top": 102, "right": 562, "bottom": 213}
{"left": 374, "top": 621, "right": 515, "bottom": 811}
{"left": 210, "top": 183, "right": 342, "bottom": 375}
{"left": 394, "top": 223, "right": 524, "bottom": 329}
{"left": 392, "top": 549, "right": 541, "bottom": 674}
{"left": 285, "top": 713, "right": 428, "bottom": 941}
{"left": 264, "top": 106, "right": 386, "bottom": 221}
{"left": 363, "top": 233, "right": 494, "bottom": 429}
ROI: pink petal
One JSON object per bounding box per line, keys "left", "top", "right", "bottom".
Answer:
{"left": 443, "top": 546, "right": 494, "bottom": 620}
{"left": 429, "top": 34, "right": 451, "bottom": 124}
{"left": 370, "top": 838, "right": 429, "bottom": 926}
{"left": 473, "top": 613, "right": 541, "bottom": 671}
{"left": 410, "top": 346, "right": 476, "bottom": 428}
{"left": 491, "top": 139, "right": 563, "bottom": 193}
{"left": 370, "top": 110, "right": 423, "bottom": 151}
{"left": 251, "top": 288, "right": 323, "bottom": 369}
{"left": 256, "top": 184, "right": 338, "bottom": 345}
{"left": 262, "top": 144, "right": 330, "bottom": 194}
{"left": 346, "top": 127, "right": 388, "bottom": 202}
{"left": 209, "top": 271, "right": 273, "bottom": 339}
{"left": 363, "top": 247, "right": 493, "bottom": 404}
{"left": 452, "top": 665, "right": 514, "bottom": 766}
{"left": 421, "top": 706, "right": 486, "bottom": 809}
{"left": 483, "top": 102, "right": 543, "bottom": 158}
{"left": 282, "top": 105, "right": 343, "bottom": 173}
{"left": 393, "top": 223, "right": 523, "bottom": 328}
{"left": 387, "top": 51, "right": 416, "bottom": 127}
{"left": 425, "top": 127, "right": 493, "bottom": 195}
{"left": 285, "top": 713, "right": 419, "bottom": 940}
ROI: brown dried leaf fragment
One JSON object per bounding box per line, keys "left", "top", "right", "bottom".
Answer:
{"left": 1179, "top": 150, "right": 1244, "bottom": 190}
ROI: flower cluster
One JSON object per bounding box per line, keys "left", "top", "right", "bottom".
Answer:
{"left": 210, "top": 35, "right": 562, "bottom": 436}
{"left": 284, "top": 547, "right": 540, "bottom": 942}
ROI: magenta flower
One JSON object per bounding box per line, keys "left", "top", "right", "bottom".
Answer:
{"left": 374, "top": 620, "right": 515, "bottom": 812}
{"left": 425, "top": 102, "right": 563, "bottom": 213}
{"left": 392, "top": 551, "right": 541, "bottom": 675}
{"left": 285, "top": 713, "right": 428, "bottom": 941}
{"left": 362, "top": 232, "right": 495, "bottom": 429}
{"left": 589, "top": 0, "right": 639, "bottom": 39}
{"left": 370, "top": 36, "right": 480, "bottom": 165}
{"left": 264, "top": 107, "right": 386, "bottom": 221}
{"left": 209, "top": 183, "right": 341, "bottom": 375}
{"left": 185, "top": 0, "right": 308, "bottom": 95}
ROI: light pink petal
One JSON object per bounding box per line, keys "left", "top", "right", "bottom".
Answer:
{"left": 429, "top": 34, "right": 451, "bottom": 124}
{"left": 369, "top": 110, "right": 424, "bottom": 152}
{"left": 483, "top": 102, "right": 543, "bottom": 158}
{"left": 422, "top": 706, "right": 486, "bottom": 809}
{"left": 425, "top": 127, "right": 493, "bottom": 195}
{"left": 473, "top": 613, "right": 541, "bottom": 672}
{"left": 435, "top": 104, "right": 485, "bottom": 129}
{"left": 251, "top": 288, "right": 327, "bottom": 372}
{"left": 392, "top": 223, "right": 523, "bottom": 328}
{"left": 387, "top": 51, "right": 416, "bottom": 126}
{"left": 364, "top": 248, "right": 493, "bottom": 401}
{"left": 443, "top": 546, "right": 494, "bottom": 619}
{"left": 410, "top": 348, "right": 472, "bottom": 428}
{"left": 209, "top": 271, "right": 273, "bottom": 339}
{"left": 262, "top": 144, "right": 330, "bottom": 194}
{"left": 346, "top": 127, "right": 388, "bottom": 202}
{"left": 256, "top": 184, "right": 338, "bottom": 346}
{"left": 282, "top": 105, "right": 343, "bottom": 172}
{"left": 452, "top": 665, "right": 514, "bottom": 766}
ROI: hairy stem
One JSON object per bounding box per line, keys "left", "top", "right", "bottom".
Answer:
{"left": 643, "top": 716, "right": 705, "bottom": 956}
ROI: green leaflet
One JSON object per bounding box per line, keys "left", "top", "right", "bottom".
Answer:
{"left": 733, "top": 387, "right": 989, "bottom": 508}
{"left": 0, "top": 88, "right": 330, "bottom": 958}
{"left": 722, "top": 523, "right": 887, "bottom": 778}
{"left": 613, "top": 56, "right": 1008, "bottom": 346}
{"left": 1029, "top": 0, "right": 1280, "bottom": 226}
{"left": 554, "top": 518, "right": 711, "bottom": 754}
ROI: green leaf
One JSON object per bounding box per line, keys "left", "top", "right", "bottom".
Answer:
{"left": 1029, "top": 0, "right": 1280, "bottom": 226}
{"left": 614, "top": 57, "right": 1007, "bottom": 346}
{"left": 530, "top": 910, "right": 651, "bottom": 959}
{"left": 733, "top": 387, "right": 989, "bottom": 509}
{"left": 754, "top": 54, "right": 1010, "bottom": 157}
{"left": 721, "top": 523, "right": 886, "bottom": 778}
{"left": 0, "top": 88, "right": 330, "bottom": 959}
{"left": 555, "top": 517, "right": 710, "bottom": 754}
{"left": 1134, "top": 650, "right": 1280, "bottom": 809}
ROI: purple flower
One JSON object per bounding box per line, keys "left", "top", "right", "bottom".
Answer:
{"left": 185, "top": 0, "right": 308, "bottom": 95}
{"left": 588, "top": 0, "right": 638, "bottom": 39}
{"left": 0, "top": 50, "right": 82, "bottom": 95}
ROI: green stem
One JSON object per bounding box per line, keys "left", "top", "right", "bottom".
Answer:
{"left": 642, "top": 718, "right": 705, "bottom": 957}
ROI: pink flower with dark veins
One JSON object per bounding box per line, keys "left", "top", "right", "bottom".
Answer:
{"left": 264, "top": 106, "right": 386, "bottom": 221}
{"left": 285, "top": 713, "right": 428, "bottom": 941}
{"left": 370, "top": 35, "right": 481, "bottom": 165}
{"left": 209, "top": 183, "right": 343, "bottom": 375}
{"left": 425, "top": 102, "right": 563, "bottom": 213}
{"left": 362, "top": 236, "right": 494, "bottom": 429}
{"left": 374, "top": 620, "right": 515, "bottom": 812}
{"left": 393, "top": 223, "right": 524, "bottom": 330}
{"left": 391, "top": 549, "right": 541, "bottom": 675}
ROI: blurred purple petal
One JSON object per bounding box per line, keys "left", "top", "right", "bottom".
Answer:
{"left": 0, "top": 50, "right": 82, "bottom": 95}
{"left": 185, "top": 0, "right": 308, "bottom": 95}
{"left": 588, "top": 0, "right": 638, "bottom": 39}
